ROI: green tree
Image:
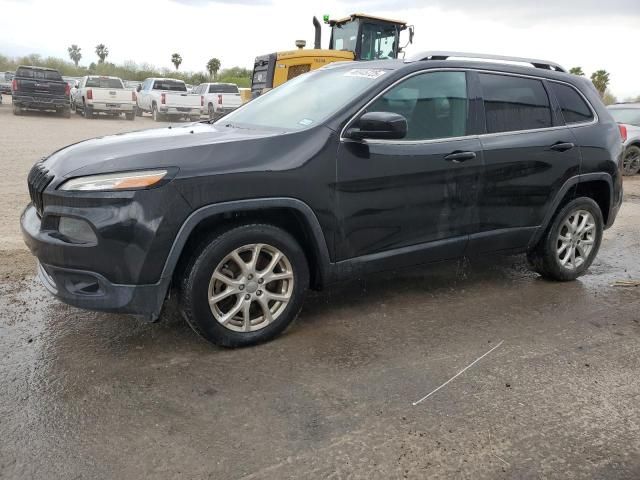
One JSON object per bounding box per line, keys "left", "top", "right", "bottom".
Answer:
{"left": 67, "top": 44, "right": 82, "bottom": 67}
{"left": 602, "top": 90, "right": 617, "bottom": 106}
{"left": 206, "top": 57, "right": 221, "bottom": 79}
{"left": 569, "top": 66, "right": 584, "bottom": 76}
{"left": 590, "top": 69, "right": 610, "bottom": 97}
{"left": 171, "top": 53, "right": 183, "bottom": 71}
{"left": 95, "top": 44, "right": 109, "bottom": 64}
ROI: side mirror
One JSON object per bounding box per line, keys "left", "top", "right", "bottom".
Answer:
{"left": 345, "top": 111, "right": 407, "bottom": 140}
{"left": 136, "top": 85, "right": 142, "bottom": 92}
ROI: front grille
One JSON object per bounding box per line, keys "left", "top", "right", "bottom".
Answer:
{"left": 27, "top": 162, "right": 53, "bottom": 216}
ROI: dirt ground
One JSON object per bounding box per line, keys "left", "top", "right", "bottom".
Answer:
{"left": 1, "top": 93, "right": 640, "bottom": 479}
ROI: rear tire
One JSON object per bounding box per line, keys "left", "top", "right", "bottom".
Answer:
{"left": 83, "top": 103, "right": 93, "bottom": 119}
{"left": 527, "top": 197, "right": 603, "bottom": 281}
{"left": 179, "top": 224, "right": 309, "bottom": 347}
{"left": 135, "top": 106, "right": 143, "bottom": 117}
{"left": 622, "top": 145, "right": 640, "bottom": 176}
{"left": 152, "top": 104, "right": 163, "bottom": 122}
{"left": 61, "top": 107, "right": 71, "bottom": 118}
{"left": 125, "top": 112, "right": 135, "bottom": 121}
{"left": 208, "top": 103, "right": 214, "bottom": 121}
{"left": 12, "top": 103, "right": 22, "bottom": 116}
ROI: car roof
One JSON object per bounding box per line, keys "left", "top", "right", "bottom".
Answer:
{"left": 327, "top": 58, "right": 583, "bottom": 84}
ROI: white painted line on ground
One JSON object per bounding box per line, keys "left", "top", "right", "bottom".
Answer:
{"left": 412, "top": 340, "right": 505, "bottom": 406}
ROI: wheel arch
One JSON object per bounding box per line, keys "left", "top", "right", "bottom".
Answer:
{"left": 530, "top": 173, "right": 613, "bottom": 248}
{"left": 165, "top": 198, "right": 332, "bottom": 291}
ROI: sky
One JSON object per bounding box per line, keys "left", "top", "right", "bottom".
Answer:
{"left": 1, "top": 0, "right": 639, "bottom": 98}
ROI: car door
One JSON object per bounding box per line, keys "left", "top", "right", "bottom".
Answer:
{"left": 470, "top": 72, "right": 582, "bottom": 254}
{"left": 335, "top": 70, "right": 483, "bottom": 267}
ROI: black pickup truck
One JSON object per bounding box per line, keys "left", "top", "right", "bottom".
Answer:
{"left": 12, "top": 65, "right": 70, "bottom": 117}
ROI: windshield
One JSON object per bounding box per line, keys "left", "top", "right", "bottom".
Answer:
{"left": 86, "top": 77, "right": 124, "bottom": 88}
{"left": 360, "top": 23, "right": 398, "bottom": 60}
{"left": 609, "top": 108, "right": 640, "bottom": 127}
{"left": 153, "top": 80, "right": 187, "bottom": 92}
{"left": 332, "top": 20, "right": 359, "bottom": 51}
{"left": 220, "top": 66, "right": 389, "bottom": 130}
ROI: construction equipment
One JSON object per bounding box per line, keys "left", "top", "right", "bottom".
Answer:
{"left": 251, "top": 13, "right": 414, "bottom": 95}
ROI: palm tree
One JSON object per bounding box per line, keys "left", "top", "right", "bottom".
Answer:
{"left": 590, "top": 70, "right": 610, "bottom": 97}
{"left": 207, "top": 58, "right": 221, "bottom": 80}
{"left": 95, "top": 44, "right": 109, "bottom": 64}
{"left": 569, "top": 66, "right": 584, "bottom": 76}
{"left": 68, "top": 44, "right": 82, "bottom": 68}
{"left": 171, "top": 53, "right": 183, "bottom": 71}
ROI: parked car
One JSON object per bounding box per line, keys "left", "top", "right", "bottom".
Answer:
{"left": 21, "top": 52, "right": 623, "bottom": 347}
{"left": 0, "top": 71, "right": 13, "bottom": 95}
{"left": 194, "top": 82, "right": 242, "bottom": 120}
{"left": 135, "top": 77, "right": 200, "bottom": 122}
{"left": 70, "top": 75, "right": 136, "bottom": 120}
{"left": 11, "top": 65, "right": 70, "bottom": 117}
{"left": 607, "top": 103, "right": 640, "bottom": 175}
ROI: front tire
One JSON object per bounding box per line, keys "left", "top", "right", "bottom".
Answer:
{"left": 527, "top": 197, "right": 603, "bottom": 281}
{"left": 179, "top": 224, "right": 309, "bottom": 347}
{"left": 622, "top": 145, "right": 640, "bottom": 176}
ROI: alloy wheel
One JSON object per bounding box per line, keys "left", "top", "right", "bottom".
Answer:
{"left": 622, "top": 147, "right": 640, "bottom": 176}
{"left": 208, "top": 243, "right": 294, "bottom": 332}
{"left": 556, "top": 209, "right": 596, "bottom": 270}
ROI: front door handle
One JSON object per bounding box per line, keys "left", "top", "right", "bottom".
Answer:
{"left": 550, "top": 142, "right": 575, "bottom": 152}
{"left": 444, "top": 151, "right": 476, "bottom": 163}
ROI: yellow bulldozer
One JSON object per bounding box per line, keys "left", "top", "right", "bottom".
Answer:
{"left": 250, "top": 13, "right": 414, "bottom": 95}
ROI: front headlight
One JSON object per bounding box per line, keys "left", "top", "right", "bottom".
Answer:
{"left": 59, "top": 169, "right": 168, "bottom": 191}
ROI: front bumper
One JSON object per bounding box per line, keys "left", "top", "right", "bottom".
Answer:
{"left": 21, "top": 203, "right": 170, "bottom": 318}
{"left": 13, "top": 94, "right": 68, "bottom": 110}
{"left": 36, "top": 261, "right": 168, "bottom": 319}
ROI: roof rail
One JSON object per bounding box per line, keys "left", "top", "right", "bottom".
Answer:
{"left": 408, "top": 51, "right": 567, "bottom": 73}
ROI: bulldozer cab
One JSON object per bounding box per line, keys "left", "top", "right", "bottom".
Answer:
{"left": 328, "top": 14, "right": 412, "bottom": 60}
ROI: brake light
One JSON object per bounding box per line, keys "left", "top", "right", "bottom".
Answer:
{"left": 86, "top": 89, "right": 93, "bottom": 100}
{"left": 619, "top": 124, "right": 628, "bottom": 142}
{"left": 218, "top": 94, "right": 222, "bottom": 105}
{"left": 132, "top": 91, "right": 136, "bottom": 101}
{"left": 12, "top": 79, "right": 17, "bottom": 91}
{"left": 201, "top": 95, "right": 204, "bottom": 107}
{"left": 65, "top": 83, "right": 70, "bottom": 97}
{"left": 161, "top": 93, "right": 166, "bottom": 105}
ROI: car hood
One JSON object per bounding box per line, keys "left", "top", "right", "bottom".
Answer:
{"left": 42, "top": 122, "right": 297, "bottom": 179}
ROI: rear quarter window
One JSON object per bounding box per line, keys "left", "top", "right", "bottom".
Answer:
{"left": 549, "top": 82, "right": 594, "bottom": 124}
{"left": 479, "top": 73, "right": 552, "bottom": 133}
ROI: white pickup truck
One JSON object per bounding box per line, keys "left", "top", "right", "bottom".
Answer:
{"left": 136, "top": 78, "right": 201, "bottom": 122}
{"left": 193, "top": 82, "right": 242, "bottom": 120}
{"left": 71, "top": 75, "right": 136, "bottom": 120}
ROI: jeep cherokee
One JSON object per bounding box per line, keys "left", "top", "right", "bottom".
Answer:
{"left": 21, "top": 52, "right": 624, "bottom": 347}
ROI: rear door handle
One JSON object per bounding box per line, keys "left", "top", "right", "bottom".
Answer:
{"left": 550, "top": 142, "right": 575, "bottom": 152}
{"left": 444, "top": 151, "right": 476, "bottom": 163}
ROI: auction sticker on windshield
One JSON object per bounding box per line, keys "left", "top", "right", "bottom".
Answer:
{"left": 344, "top": 69, "right": 387, "bottom": 79}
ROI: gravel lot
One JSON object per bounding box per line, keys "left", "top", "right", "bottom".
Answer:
{"left": 1, "top": 93, "right": 640, "bottom": 479}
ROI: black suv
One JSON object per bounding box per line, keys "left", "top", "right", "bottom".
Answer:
{"left": 12, "top": 65, "right": 70, "bottom": 117}
{"left": 21, "top": 52, "right": 623, "bottom": 347}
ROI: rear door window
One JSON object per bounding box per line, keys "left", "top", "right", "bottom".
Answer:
{"left": 548, "top": 82, "right": 594, "bottom": 124}
{"left": 479, "top": 73, "right": 552, "bottom": 133}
